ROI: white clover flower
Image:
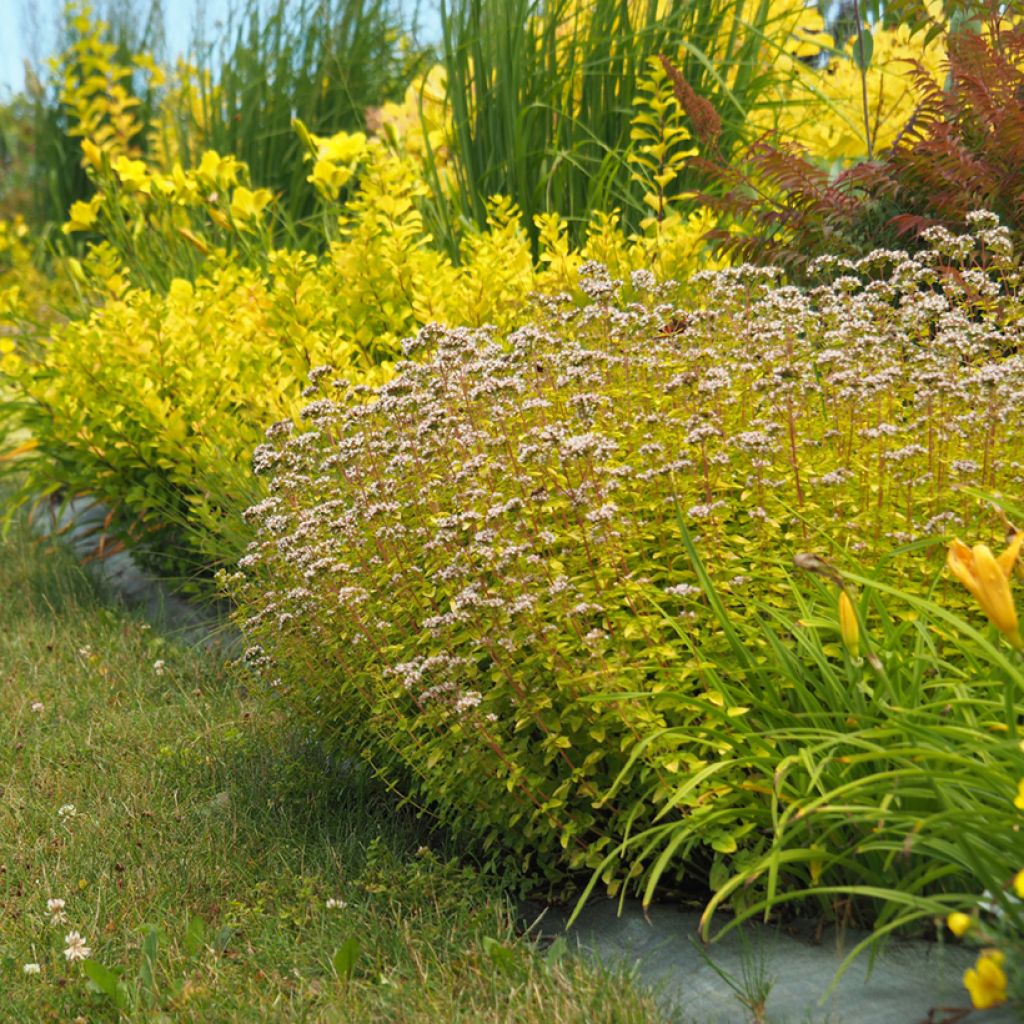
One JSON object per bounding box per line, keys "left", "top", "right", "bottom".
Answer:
{"left": 152, "top": 659, "right": 166, "bottom": 675}
{"left": 47, "top": 898, "right": 67, "bottom": 924}
{"left": 30, "top": 702, "right": 45, "bottom": 714}
{"left": 57, "top": 804, "right": 77, "bottom": 819}
{"left": 63, "top": 931, "right": 91, "bottom": 961}
{"left": 22, "top": 963, "right": 41, "bottom": 975}
{"left": 325, "top": 898, "right": 348, "bottom": 910}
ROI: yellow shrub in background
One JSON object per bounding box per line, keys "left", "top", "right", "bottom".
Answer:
{"left": 54, "top": 2, "right": 159, "bottom": 165}
{"left": 1, "top": 261, "right": 384, "bottom": 575}
{"left": 379, "top": 0, "right": 947, "bottom": 173}
{"left": 0, "top": 216, "right": 67, "bottom": 331}
{"left": 0, "top": 219, "right": 31, "bottom": 373}
{"left": 754, "top": 8, "right": 947, "bottom": 161}
{"left": 367, "top": 65, "right": 452, "bottom": 168}
{"left": 1, "top": 0, "right": 962, "bottom": 584}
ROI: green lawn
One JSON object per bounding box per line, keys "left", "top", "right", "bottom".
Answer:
{"left": 0, "top": 517, "right": 668, "bottom": 1023}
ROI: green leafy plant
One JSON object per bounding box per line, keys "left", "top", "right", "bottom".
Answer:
{"left": 575, "top": 510, "right": 1024, "bottom": 941}
{"left": 0, "top": 515, "right": 670, "bottom": 1024}
{"left": 330, "top": 936, "right": 362, "bottom": 984}
{"left": 0, "top": 120, "right": 723, "bottom": 588}
{"left": 82, "top": 919, "right": 228, "bottom": 1013}
{"left": 690, "top": 930, "right": 775, "bottom": 1024}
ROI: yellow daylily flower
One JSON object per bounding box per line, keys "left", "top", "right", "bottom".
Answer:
{"left": 196, "top": 151, "right": 241, "bottom": 190}
{"left": 170, "top": 163, "right": 200, "bottom": 204}
{"left": 111, "top": 155, "right": 151, "bottom": 194}
{"left": 150, "top": 173, "right": 175, "bottom": 197}
{"left": 61, "top": 195, "right": 102, "bottom": 234}
{"left": 947, "top": 532, "right": 1023, "bottom": 649}
{"left": 838, "top": 590, "right": 860, "bottom": 660}
{"left": 307, "top": 159, "right": 354, "bottom": 200}
{"left": 197, "top": 150, "right": 223, "bottom": 182}
{"left": 963, "top": 950, "right": 1008, "bottom": 1010}
{"left": 229, "top": 186, "right": 273, "bottom": 227}
{"left": 315, "top": 129, "right": 367, "bottom": 165}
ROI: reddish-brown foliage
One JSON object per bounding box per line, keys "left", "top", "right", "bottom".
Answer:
{"left": 670, "top": 10, "right": 1024, "bottom": 278}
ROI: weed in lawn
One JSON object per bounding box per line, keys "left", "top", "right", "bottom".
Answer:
{"left": 691, "top": 930, "right": 775, "bottom": 1024}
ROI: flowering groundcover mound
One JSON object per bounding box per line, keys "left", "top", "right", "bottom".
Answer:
{"left": 230, "top": 223, "right": 1024, "bottom": 918}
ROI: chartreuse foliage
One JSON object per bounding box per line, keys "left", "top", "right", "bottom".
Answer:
{"left": 0, "top": 215, "right": 66, "bottom": 344}
{"left": 0, "top": 57, "right": 724, "bottom": 581}
{"left": 23, "top": 0, "right": 426, "bottom": 236}
{"left": 4, "top": 4, "right": 1024, "bottom": 1007}
{"left": 0, "top": 216, "right": 41, "bottom": 306}
{"left": 228, "top": 224, "right": 1024, "bottom": 917}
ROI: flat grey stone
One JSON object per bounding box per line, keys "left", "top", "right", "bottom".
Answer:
{"left": 31, "top": 493, "right": 238, "bottom": 652}
{"left": 538, "top": 899, "right": 1019, "bottom": 1023}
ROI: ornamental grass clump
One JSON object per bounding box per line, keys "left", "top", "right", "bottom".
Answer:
{"left": 232, "top": 219, "right": 1024, "bottom": 893}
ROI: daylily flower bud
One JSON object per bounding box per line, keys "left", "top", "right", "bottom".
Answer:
{"left": 838, "top": 590, "right": 860, "bottom": 660}
{"left": 947, "top": 533, "right": 1023, "bottom": 649}
{"left": 993, "top": 509, "right": 1024, "bottom": 581}
{"left": 947, "top": 911, "right": 972, "bottom": 937}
